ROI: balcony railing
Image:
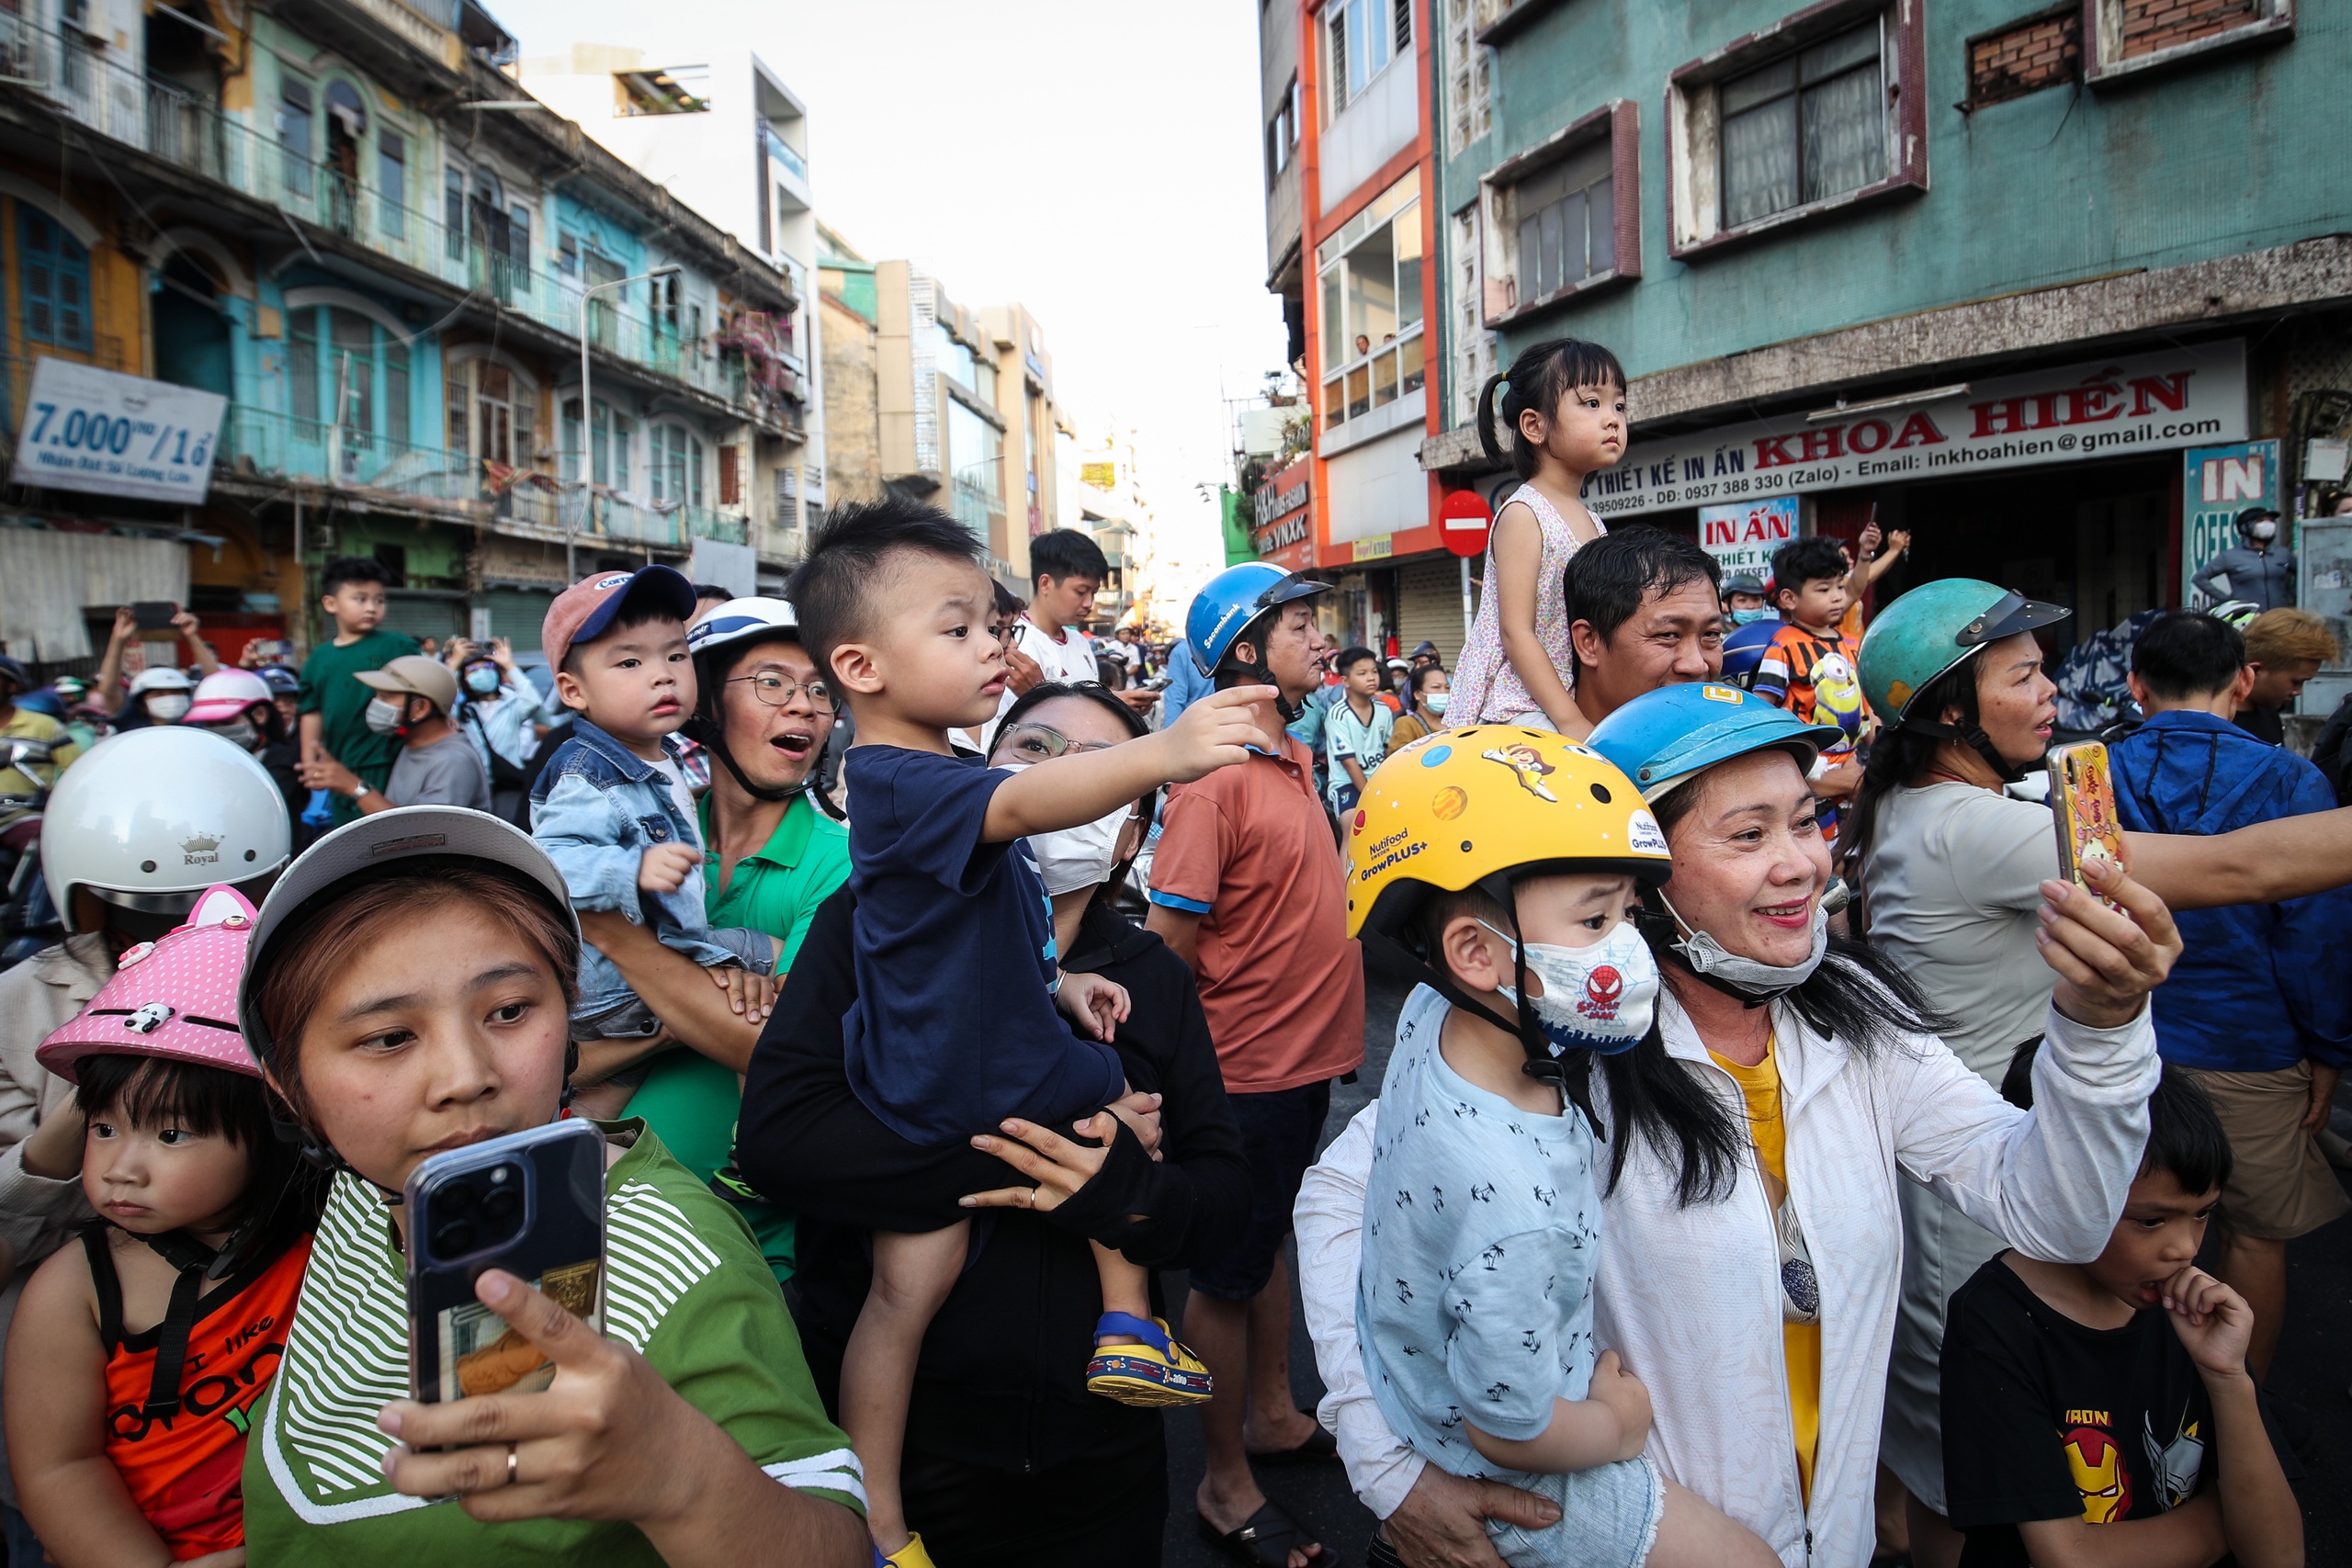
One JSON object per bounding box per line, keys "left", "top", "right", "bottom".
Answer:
{"left": 215, "top": 403, "right": 699, "bottom": 548}
{"left": 0, "top": 19, "right": 795, "bottom": 421}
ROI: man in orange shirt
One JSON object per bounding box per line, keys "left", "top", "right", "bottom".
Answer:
{"left": 1148, "top": 563, "right": 1363, "bottom": 1568}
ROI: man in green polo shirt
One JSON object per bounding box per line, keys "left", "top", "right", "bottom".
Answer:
{"left": 612, "top": 597, "right": 849, "bottom": 1285}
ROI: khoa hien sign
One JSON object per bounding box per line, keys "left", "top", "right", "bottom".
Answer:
{"left": 1582, "top": 343, "right": 2246, "bottom": 519}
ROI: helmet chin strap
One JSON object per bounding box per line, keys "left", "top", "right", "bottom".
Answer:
{"left": 1233, "top": 657, "right": 1305, "bottom": 724}
{"left": 1365, "top": 900, "right": 1601, "bottom": 1136}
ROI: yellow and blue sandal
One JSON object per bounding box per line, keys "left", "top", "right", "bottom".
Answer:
{"left": 879, "top": 1532, "right": 937, "bottom": 1568}
{"left": 1086, "top": 1312, "right": 1215, "bottom": 1407}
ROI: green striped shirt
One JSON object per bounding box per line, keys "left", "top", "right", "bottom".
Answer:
{"left": 243, "top": 1122, "right": 863, "bottom": 1563}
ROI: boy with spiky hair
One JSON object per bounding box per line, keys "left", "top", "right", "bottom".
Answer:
{"left": 788, "top": 497, "right": 1268, "bottom": 1567}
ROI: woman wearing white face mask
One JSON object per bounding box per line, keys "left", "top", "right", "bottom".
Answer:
{"left": 184, "top": 668, "right": 309, "bottom": 846}
{"left": 1390, "top": 666, "right": 1452, "bottom": 748}
{"left": 1294, "top": 684, "right": 2179, "bottom": 1568}
{"left": 732, "top": 678, "right": 1250, "bottom": 1564}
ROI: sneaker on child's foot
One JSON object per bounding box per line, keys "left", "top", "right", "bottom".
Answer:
{"left": 1086, "top": 1312, "right": 1214, "bottom": 1407}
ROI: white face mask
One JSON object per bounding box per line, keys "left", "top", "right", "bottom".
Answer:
{"left": 145, "top": 693, "right": 192, "bottom": 722}
{"left": 2248, "top": 520, "right": 2278, "bottom": 542}
{"left": 1662, "top": 892, "right": 1828, "bottom": 1001}
{"left": 209, "top": 717, "right": 259, "bottom": 750}
{"left": 363, "top": 695, "right": 406, "bottom": 736}
{"left": 997, "top": 756, "right": 1136, "bottom": 897}
{"left": 1422, "top": 692, "right": 1450, "bottom": 716}
{"left": 1482, "top": 918, "right": 1660, "bottom": 1055}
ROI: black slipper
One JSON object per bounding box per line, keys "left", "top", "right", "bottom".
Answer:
{"left": 1247, "top": 1413, "right": 1340, "bottom": 1465}
{"left": 1196, "top": 1499, "right": 1339, "bottom": 1568}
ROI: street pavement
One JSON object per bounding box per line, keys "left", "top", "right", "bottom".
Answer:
{"left": 1161, "top": 962, "right": 2352, "bottom": 1566}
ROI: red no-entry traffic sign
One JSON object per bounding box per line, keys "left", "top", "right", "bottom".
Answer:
{"left": 1440, "top": 489, "right": 1492, "bottom": 558}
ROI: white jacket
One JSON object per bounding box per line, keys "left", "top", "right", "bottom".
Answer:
{"left": 1294, "top": 978, "right": 2157, "bottom": 1568}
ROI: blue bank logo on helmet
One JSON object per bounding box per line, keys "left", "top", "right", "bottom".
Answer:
{"left": 1184, "top": 562, "right": 1333, "bottom": 677}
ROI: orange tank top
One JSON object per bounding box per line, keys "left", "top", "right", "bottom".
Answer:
{"left": 88, "top": 1228, "right": 312, "bottom": 1561}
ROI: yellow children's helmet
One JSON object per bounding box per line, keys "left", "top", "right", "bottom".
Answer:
{"left": 1345, "top": 725, "right": 1674, "bottom": 950}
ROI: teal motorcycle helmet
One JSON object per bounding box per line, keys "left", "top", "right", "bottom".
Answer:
{"left": 1857, "top": 578, "right": 2068, "bottom": 783}
{"left": 1184, "top": 561, "right": 1331, "bottom": 720}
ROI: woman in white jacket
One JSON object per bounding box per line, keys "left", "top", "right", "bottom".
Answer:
{"left": 1295, "top": 684, "right": 2178, "bottom": 1568}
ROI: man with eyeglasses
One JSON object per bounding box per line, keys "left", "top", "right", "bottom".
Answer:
{"left": 577, "top": 594, "right": 853, "bottom": 1286}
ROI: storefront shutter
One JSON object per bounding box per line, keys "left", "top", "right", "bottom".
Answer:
{"left": 1396, "top": 556, "right": 1473, "bottom": 670}
{"left": 483, "top": 587, "right": 556, "bottom": 653}
{"left": 379, "top": 592, "right": 464, "bottom": 645}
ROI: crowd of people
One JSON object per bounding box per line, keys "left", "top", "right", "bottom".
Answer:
{"left": 0, "top": 333, "right": 2341, "bottom": 1568}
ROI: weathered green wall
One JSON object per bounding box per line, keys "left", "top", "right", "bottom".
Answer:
{"left": 1438, "top": 2, "right": 2346, "bottom": 410}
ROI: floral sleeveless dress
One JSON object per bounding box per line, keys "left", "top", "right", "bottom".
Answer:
{"left": 1450, "top": 483, "right": 1605, "bottom": 726}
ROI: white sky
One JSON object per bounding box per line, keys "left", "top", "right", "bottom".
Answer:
{"left": 490, "top": 0, "right": 1287, "bottom": 611}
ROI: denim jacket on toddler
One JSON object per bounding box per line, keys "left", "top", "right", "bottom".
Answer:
{"left": 530, "top": 715, "right": 744, "bottom": 1019}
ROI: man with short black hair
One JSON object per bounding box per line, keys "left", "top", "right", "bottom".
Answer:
{"left": 2111, "top": 608, "right": 2352, "bottom": 1387}
{"left": 1562, "top": 525, "right": 1726, "bottom": 728}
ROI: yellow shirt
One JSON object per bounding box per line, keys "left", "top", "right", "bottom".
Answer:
{"left": 1708, "top": 1038, "right": 1822, "bottom": 1506}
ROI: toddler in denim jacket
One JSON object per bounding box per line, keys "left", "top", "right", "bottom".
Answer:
{"left": 532, "top": 567, "right": 774, "bottom": 1112}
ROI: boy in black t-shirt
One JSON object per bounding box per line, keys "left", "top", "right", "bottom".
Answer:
{"left": 786, "top": 497, "right": 1271, "bottom": 1567}
{"left": 1940, "top": 1056, "right": 2303, "bottom": 1568}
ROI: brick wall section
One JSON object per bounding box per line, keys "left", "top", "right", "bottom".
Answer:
{"left": 2120, "top": 0, "right": 2261, "bottom": 59}
{"left": 1969, "top": 11, "right": 2083, "bottom": 107}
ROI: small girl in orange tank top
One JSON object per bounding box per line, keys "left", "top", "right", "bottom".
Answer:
{"left": 5, "top": 888, "right": 322, "bottom": 1566}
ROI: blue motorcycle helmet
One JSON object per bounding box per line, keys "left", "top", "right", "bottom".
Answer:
{"left": 1587, "top": 682, "right": 1848, "bottom": 805}
{"left": 1184, "top": 562, "right": 1331, "bottom": 721}
{"left": 1718, "top": 620, "right": 1782, "bottom": 689}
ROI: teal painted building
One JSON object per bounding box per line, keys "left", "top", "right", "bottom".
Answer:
{"left": 1426, "top": 0, "right": 2349, "bottom": 670}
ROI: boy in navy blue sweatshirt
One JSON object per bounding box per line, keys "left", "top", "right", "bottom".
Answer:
{"left": 2111, "top": 609, "right": 2352, "bottom": 1387}
{"left": 786, "top": 497, "right": 1270, "bottom": 1567}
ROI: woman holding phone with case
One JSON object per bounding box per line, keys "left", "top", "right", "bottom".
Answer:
{"left": 230, "top": 806, "right": 870, "bottom": 1568}
{"left": 1847, "top": 578, "right": 2352, "bottom": 1568}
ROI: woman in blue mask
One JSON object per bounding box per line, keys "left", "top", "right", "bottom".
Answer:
{"left": 447, "top": 636, "right": 549, "bottom": 824}
{"left": 1294, "top": 684, "right": 2180, "bottom": 1568}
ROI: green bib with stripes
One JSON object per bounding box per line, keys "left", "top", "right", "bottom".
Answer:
{"left": 243, "top": 1121, "right": 864, "bottom": 1564}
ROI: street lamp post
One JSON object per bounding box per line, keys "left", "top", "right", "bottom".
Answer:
{"left": 570, "top": 265, "right": 680, "bottom": 577}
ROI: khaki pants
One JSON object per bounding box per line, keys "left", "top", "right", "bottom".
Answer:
{"left": 2180, "top": 1063, "right": 2351, "bottom": 1241}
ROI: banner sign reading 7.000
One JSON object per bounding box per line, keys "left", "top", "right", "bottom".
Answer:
{"left": 8, "top": 358, "right": 228, "bottom": 504}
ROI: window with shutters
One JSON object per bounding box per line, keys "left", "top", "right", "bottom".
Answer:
{"left": 289, "top": 310, "right": 320, "bottom": 426}
{"left": 278, "top": 76, "right": 313, "bottom": 197}
{"left": 17, "top": 208, "right": 91, "bottom": 352}
{"left": 718, "top": 443, "right": 741, "bottom": 506}
{"left": 386, "top": 338, "right": 411, "bottom": 446}
{"left": 1476, "top": 101, "right": 1640, "bottom": 326}
{"left": 447, "top": 357, "right": 532, "bottom": 468}
{"left": 1719, "top": 22, "right": 1884, "bottom": 230}
{"left": 1666, "top": 2, "right": 1927, "bottom": 259}
{"left": 649, "top": 423, "right": 702, "bottom": 507}
{"left": 330, "top": 309, "right": 373, "bottom": 448}
{"left": 1325, "top": 0, "right": 1411, "bottom": 118}
{"left": 379, "top": 132, "right": 406, "bottom": 238}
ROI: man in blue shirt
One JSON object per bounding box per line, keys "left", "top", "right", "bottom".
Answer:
{"left": 2111, "top": 609, "right": 2352, "bottom": 1386}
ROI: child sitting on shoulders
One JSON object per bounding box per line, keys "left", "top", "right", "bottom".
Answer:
{"left": 1938, "top": 1052, "right": 2303, "bottom": 1568}
{"left": 787, "top": 497, "right": 1271, "bottom": 1568}
{"left": 531, "top": 566, "right": 775, "bottom": 1115}
{"left": 6, "top": 887, "right": 322, "bottom": 1568}
{"left": 1349, "top": 730, "right": 1778, "bottom": 1568}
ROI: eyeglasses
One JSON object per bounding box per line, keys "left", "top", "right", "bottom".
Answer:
{"left": 998, "top": 723, "right": 1114, "bottom": 761}
{"left": 727, "top": 672, "right": 837, "bottom": 710}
